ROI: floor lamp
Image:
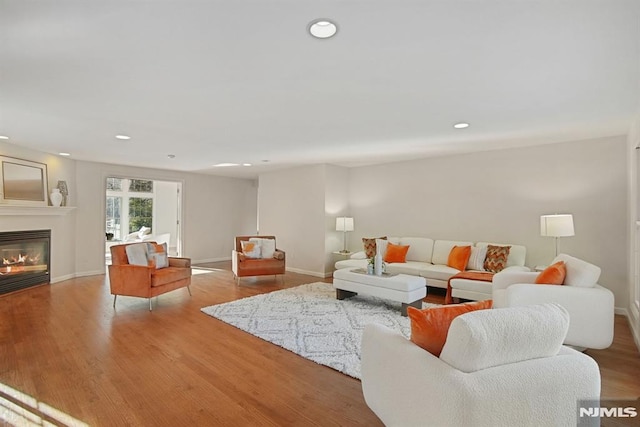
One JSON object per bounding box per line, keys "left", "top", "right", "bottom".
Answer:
{"left": 336, "top": 217, "right": 354, "bottom": 254}
{"left": 540, "top": 214, "right": 575, "bottom": 258}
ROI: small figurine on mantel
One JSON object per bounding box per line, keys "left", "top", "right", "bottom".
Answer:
{"left": 56, "top": 180, "right": 68, "bottom": 206}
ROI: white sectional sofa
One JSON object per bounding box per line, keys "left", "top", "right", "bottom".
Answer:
{"left": 335, "top": 237, "right": 529, "bottom": 299}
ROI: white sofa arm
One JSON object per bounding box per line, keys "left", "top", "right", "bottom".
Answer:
{"left": 500, "top": 265, "right": 531, "bottom": 273}
{"left": 503, "top": 284, "right": 614, "bottom": 349}
{"left": 361, "top": 323, "right": 601, "bottom": 427}
{"left": 492, "top": 271, "right": 539, "bottom": 291}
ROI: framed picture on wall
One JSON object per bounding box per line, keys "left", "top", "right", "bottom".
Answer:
{"left": 0, "top": 156, "right": 48, "bottom": 206}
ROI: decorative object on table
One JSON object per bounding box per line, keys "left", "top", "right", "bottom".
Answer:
{"left": 106, "top": 232, "right": 114, "bottom": 241}
{"left": 56, "top": 180, "right": 68, "bottom": 206}
{"left": 540, "top": 214, "right": 574, "bottom": 257}
{"left": 374, "top": 238, "right": 385, "bottom": 275}
{"left": 201, "top": 282, "right": 439, "bottom": 379}
{"left": 335, "top": 216, "right": 354, "bottom": 253}
{"left": 49, "top": 188, "right": 63, "bottom": 207}
{"left": 367, "top": 258, "right": 374, "bottom": 274}
{"left": 0, "top": 155, "right": 48, "bottom": 206}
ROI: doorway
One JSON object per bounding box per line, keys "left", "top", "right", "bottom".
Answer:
{"left": 105, "top": 177, "right": 182, "bottom": 263}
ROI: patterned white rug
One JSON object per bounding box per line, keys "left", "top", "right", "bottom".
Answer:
{"left": 201, "top": 282, "right": 437, "bottom": 379}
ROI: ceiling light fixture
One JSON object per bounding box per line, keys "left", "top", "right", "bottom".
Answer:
{"left": 242, "top": 163, "right": 252, "bottom": 167}
{"left": 308, "top": 19, "right": 338, "bottom": 39}
{"left": 115, "top": 134, "right": 131, "bottom": 140}
{"left": 213, "top": 163, "right": 239, "bottom": 167}
{"left": 59, "top": 152, "right": 71, "bottom": 156}
{"left": 0, "top": 135, "right": 8, "bottom": 140}
{"left": 167, "top": 154, "right": 176, "bottom": 159}
{"left": 453, "top": 122, "right": 470, "bottom": 129}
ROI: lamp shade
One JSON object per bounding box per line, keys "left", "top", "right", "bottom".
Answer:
{"left": 336, "top": 217, "right": 354, "bottom": 232}
{"left": 540, "top": 214, "right": 574, "bottom": 237}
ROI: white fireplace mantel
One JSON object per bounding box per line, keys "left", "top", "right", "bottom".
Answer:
{"left": 0, "top": 205, "right": 76, "bottom": 216}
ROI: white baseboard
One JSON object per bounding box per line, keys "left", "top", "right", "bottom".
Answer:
{"left": 192, "top": 257, "right": 231, "bottom": 265}
{"left": 285, "top": 267, "right": 332, "bottom": 278}
{"left": 614, "top": 306, "right": 628, "bottom": 316}
{"left": 51, "top": 270, "right": 104, "bottom": 284}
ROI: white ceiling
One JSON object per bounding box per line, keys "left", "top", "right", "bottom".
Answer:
{"left": 1, "top": 1, "right": 639, "bottom": 179}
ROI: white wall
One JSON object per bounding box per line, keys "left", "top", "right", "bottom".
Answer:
{"left": 0, "top": 141, "right": 257, "bottom": 281}
{"left": 628, "top": 114, "right": 640, "bottom": 347}
{"left": 154, "top": 180, "right": 179, "bottom": 247}
{"left": 349, "top": 136, "right": 629, "bottom": 310}
{"left": 258, "top": 165, "right": 327, "bottom": 276}
{"left": 325, "top": 165, "right": 350, "bottom": 272}
{"left": 75, "top": 161, "right": 258, "bottom": 274}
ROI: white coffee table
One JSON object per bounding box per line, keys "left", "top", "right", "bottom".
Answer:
{"left": 332, "top": 268, "right": 427, "bottom": 316}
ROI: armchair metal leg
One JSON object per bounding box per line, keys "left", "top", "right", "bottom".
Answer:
{"left": 113, "top": 295, "right": 117, "bottom": 308}
{"left": 149, "top": 298, "right": 153, "bottom": 311}
{"left": 187, "top": 285, "right": 192, "bottom": 296}
{"left": 236, "top": 277, "right": 240, "bottom": 286}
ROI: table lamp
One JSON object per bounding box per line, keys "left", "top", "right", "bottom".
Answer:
{"left": 540, "top": 214, "right": 574, "bottom": 257}
{"left": 336, "top": 217, "right": 354, "bottom": 254}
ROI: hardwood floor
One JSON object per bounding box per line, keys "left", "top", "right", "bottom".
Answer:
{"left": 0, "top": 262, "right": 638, "bottom": 426}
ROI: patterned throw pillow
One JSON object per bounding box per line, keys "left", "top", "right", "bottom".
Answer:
{"left": 483, "top": 245, "right": 511, "bottom": 273}
{"left": 146, "top": 242, "right": 169, "bottom": 269}
{"left": 241, "top": 240, "right": 261, "bottom": 259}
{"left": 362, "top": 236, "right": 387, "bottom": 258}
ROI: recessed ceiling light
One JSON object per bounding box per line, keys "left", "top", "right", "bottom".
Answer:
{"left": 213, "top": 163, "right": 239, "bottom": 167}
{"left": 167, "top": 154, "right": 176, "bottom": 159}
{"left": 261, "top": 160, "right": 270, "bottom": 163}
{"left": 453, "top": 122, "right": 470, "bottom": 129}
{"left": 59, "top": 152, "right": 71, "bottom": 156}
{"left": 115, "top": 134, "right": 131, "bottom": 140}
{"left": 0, "top": 135, "right": 8, "bottom": 140}
{"left": 242, "top": 163, "right": 252, "bottom": 167}
{"left": 309, "top": 19, "right": 338, "bottom": 39}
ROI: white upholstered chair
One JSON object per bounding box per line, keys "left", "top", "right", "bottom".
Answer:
{"left": 492, "top": 253, "right": 614, "bottom": 349}
{"left": 361, "top": 304, "right": 601, "bottom": 427}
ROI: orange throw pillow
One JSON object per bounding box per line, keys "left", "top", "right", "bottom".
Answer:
{"left": 447, "top": 245, "right": 472, "bottom": 271}
{"left": 407, "top": 300, "right": 493, "bottom": 357}
{"left": 383, "top": 243, "right": 410, "bottom": 263}
{"left": 535, "top": 261, "right": 566, "bottom": 285}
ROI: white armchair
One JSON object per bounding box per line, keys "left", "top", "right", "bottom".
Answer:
{"left": 361, "top": 304, "right": 601, "bottom": 427}
{"left": 493, "top": 253, "right": 614, "bottom": 349}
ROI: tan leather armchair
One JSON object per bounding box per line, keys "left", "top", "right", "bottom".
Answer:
{"left": 232, "top": 236, "right": 285, "bottom": 285}
{"left": 108, "top": 243, "right": 192, "bottom": 311}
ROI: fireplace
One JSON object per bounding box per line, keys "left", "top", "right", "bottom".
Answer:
{"left": 0, "top": 229, "right": 50, "bottom": 295}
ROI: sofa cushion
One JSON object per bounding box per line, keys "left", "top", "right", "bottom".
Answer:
{"left": 466, "top": 245, "right": 487, "bottom": 271}
{"left": 476, "top": 242, "right": 526, "bottom": 267}
{"left": 419, "top": 264, "right": 460, "bottom": 281}
{"left": 535, "top": 261, "right": 566, "bottom": 285}
{"left": 335, "top": 259, "right": 368, "bottom": 270}
{"left": 407, "top": 300, "right": 492, "bottom": 357}
{"left": 552, "top": 254, "right": 600, "bottom": 287}
{"left": 150, "top": 266, "right": 191, "bottom": 287}
{"left": 363, "top": 236, "right": 386, "bottom": 258}
{"left": 447, "top": 245, "right": 471, "bottom": 271}
{"left": 449, "top": 276, "right": 493, "bottom": 296}
{"left": 384, "top": 243, "right": 410, "bottom": 263}
{"left": 240, "top": 258, "right": 285, "bottom": 271}
{"left": 440, "top": 303, "right": 569, "bottom": 373}
{"left": 399, "top": 237, "right": 434, "bottom": 263}
{"left": 125, "top": 243, "right": 149, "bottom": 266}
{"left": 431, "top": 240, "right": 474, "bottom": 265}
{"left": 385, "top": 261, "right": 429, "bottom": 276}
{"left": 484, "top": 245, "right": 511, "bottom": 273}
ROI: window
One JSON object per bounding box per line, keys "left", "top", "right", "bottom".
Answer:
{"left": 106, "top": 178, "right": 154, "bottom": 238}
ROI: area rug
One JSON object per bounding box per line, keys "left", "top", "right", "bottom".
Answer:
{"left": 200, "top": 282, "right": 438, "bottom": 379}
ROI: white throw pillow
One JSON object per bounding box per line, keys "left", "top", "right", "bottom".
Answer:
{"left": 256, "top": 238, "right": 276, "bottom": 258}
{"left": 125, "top": 243, "right": 149, "bottom": 266}
{"left": 350, "top": 251, "right": 367, "bottom": 260}
{"left": 241, "top": 240, "right": 261, "bottom": 259}
{"left": 467, "top": 245, "right": 487, "bottom": 271}
{"left": 440, "top": 303, "right": 569, "bottom": 373}
{"left": 137, "top": 226, "right": 151, "bottom": 239}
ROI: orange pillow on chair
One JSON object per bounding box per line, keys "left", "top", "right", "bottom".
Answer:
{"left": 535, "top": 261, "right": 566, "bottom": 285}
{"left": 383, "top": 243, "right": 410, "bottom": 263}
{"left": 447, "top": 245, "right": 472, "bottom": 271}
{"left": 407, "top": 300, "right": 493, "bottom": 357}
